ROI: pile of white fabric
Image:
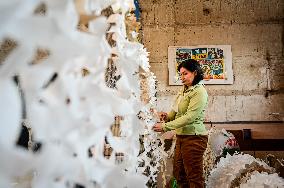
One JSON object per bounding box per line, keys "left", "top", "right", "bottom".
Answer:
{"left": 0, "top": 0, "right": 159, "bottom": 187}
{"left": 206, "top": 153, "right": 284, "bottom": 188}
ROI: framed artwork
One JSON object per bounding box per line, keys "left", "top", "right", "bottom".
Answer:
{"left": 168, "top": 45, "right": 233, "bottom": 85}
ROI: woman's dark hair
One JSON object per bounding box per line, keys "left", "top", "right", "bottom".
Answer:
{"left": 178, "top": 59, "right": 204, "bottom": 86}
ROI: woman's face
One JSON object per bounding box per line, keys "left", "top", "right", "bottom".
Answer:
{"left": 180, "top": 67, "right": 196, "bottom": 86}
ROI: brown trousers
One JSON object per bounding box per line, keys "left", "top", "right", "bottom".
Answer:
{"left": 173, "top": 135, "right": 208, "bottom": 188}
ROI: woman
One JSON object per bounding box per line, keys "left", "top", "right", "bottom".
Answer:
{"left": 153, "top": 59, "right": 208, "bottom": 188}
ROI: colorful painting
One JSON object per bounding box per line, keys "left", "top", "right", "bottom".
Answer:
{"left": 168, "top": 45, "right": 233, "bottom": 85}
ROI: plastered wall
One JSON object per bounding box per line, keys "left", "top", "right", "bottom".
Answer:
{"left": 140, "top": 0, "right": 284, "bottom": 122}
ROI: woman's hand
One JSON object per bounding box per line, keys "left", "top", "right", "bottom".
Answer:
{"left": 161, "top": 130, "right": 176, "bottom": 140}
{"left": 157, "top": 112, "right": 168, "bottom": 122}
{"left": 152, "top": 122, "right": 164, "bottom": 132}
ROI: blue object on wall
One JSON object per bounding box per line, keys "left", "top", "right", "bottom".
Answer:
{"left": 134, "top": 0, "right": 140, "bottom": 21}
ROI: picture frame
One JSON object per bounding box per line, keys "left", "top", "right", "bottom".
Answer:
{"left": 168, "top": 45, "right": 233, "bottom": 85}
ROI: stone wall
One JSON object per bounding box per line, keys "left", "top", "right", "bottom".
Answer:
{"left": 139, "top": 0, "right": 284, "bottom": 122}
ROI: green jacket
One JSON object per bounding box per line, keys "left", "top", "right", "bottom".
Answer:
{"left": 162, "top": 82, "right": 208, "bottom": 135}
